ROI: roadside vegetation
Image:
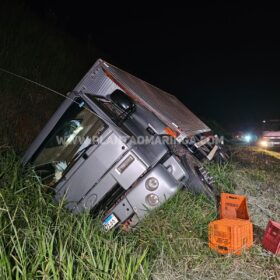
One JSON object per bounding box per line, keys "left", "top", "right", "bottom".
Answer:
{"left": 0, "top": 2, "right": 279, "bottom": 279}
{"left": 0, "top": 146, "right": 279, "bottom": 279}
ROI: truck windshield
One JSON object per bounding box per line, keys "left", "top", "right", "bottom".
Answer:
{"left": 31, "top": 98, "right": 107, "bottom": 186}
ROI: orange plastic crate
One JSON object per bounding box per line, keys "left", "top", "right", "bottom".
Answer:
{"left": 208, "top": 218, "right": 253, "bottom": 255}
{"left": 219, "top": 193, "right": 250, "bottom": 220}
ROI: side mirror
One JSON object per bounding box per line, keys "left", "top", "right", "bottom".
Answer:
{"left": 110, "top": 89, "right": 135, "bottom": 113}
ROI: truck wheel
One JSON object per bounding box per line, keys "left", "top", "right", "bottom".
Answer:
{"left": 213, "top": 146, "right": 230, "bottom": 163}
{"left": 181, "top": 152, "right": 220, "bottom": 206}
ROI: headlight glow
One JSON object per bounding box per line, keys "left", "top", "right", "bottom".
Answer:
{"left": 145, "top": 177, "right": 159, "bottom": 191}
{"left": 244, "top": 134, "right": 252, "bottom": 143}
{"left": 259, "top": 140, "right": 268, "bottom": 148}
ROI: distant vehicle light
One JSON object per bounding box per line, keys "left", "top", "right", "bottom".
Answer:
{"left": 244, "top": 134, "right": 252, "bottom": 143}
{"left": 259, "top": 140, "right": 268, "bottom": 148}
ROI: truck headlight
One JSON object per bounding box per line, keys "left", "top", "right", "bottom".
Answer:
{"left": 145, "top": 193, "right": 160, "bottom": 206}
{"left": 145, "top": 177, "right": 159, "bottom": 191}
{"left": 259, "top": 140, "right": 268, "bottom": 148}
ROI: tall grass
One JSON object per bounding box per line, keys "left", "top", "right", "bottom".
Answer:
{"left": 0, "top": 148, "right": 149, "bottom": 279}
{"left": 0, "top": 148, "right": 226, "bottom": 279}
{"left": 1, "top": 148, "right": 279, "bottom": 279}
{"left": 206, "top": 161, "right": 236, "bottom": 193}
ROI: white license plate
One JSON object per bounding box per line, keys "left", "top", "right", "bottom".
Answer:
{"left": 103, "top": 214, "right": 119, "bottom": 231}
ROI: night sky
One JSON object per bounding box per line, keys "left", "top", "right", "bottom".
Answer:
{"left": 25, "top": 1, "right": 280, "bottom": 132}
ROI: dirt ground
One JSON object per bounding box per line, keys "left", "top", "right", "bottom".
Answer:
{"left": 150, "top": 146, "right": 280, "bottom": 280}
{"left": 230, "top": 146, "right": 280, "bottom": 250}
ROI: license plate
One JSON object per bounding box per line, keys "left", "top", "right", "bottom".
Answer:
{"left": 103, "top": 214, "right": 119, "bottom": 231}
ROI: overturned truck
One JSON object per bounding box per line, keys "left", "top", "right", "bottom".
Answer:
{"left": 23, "top": 59, "right": 225, "bottom": 230}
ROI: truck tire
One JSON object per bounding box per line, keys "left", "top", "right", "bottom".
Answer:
{"left": 181, "top": 152, "right": 220, "bottom": 206}
{"left": 213, "top": 146, "right": 230, "bottom": 163}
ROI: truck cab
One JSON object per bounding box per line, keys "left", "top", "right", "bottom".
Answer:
{"left": 23, "top": 59, "right": 221, "bottom": 230}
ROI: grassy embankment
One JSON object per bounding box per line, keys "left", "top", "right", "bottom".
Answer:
{"left": 1, "top": 147, "right": 279, "bottom": 279}
{"left": 0, "top": 2, "right": 279, "bottom": 279}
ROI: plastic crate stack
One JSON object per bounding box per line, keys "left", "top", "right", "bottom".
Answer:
{"left": 208, "top": 193, "right": 253, "bottom": 255}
